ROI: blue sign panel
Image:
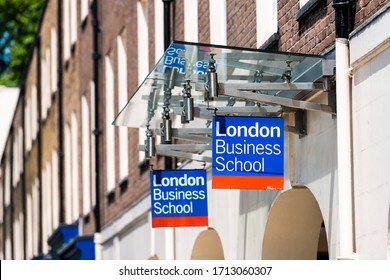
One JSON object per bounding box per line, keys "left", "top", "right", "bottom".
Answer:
{"left": 150, "top": 169, "right": 208, "bottom": 228}
{"left": 212, "top": 116, "right": 284, "bottom": 189}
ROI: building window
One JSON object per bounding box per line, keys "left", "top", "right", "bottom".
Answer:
{"left": 64, "top": 124, "right": 72, "bottom": 223}
{"left": 26, "top": 187, "right": 33, "bottom": 258}
{"left": 105, "top": 55, "right": 115, "bottom": 192}
{"left": 4, "top": 159, "right": 10, "bottom": 206}
{"left": 63, "top": 0, "right": 70, "bottom": 60}
{"left": 117, "top": 34, "right": 129, "bottom": 180}
{"left": 154, "top": 0, "right": 164, "bottom": 62}
{"left": 296, "top": 0, "right": 323, "bottom": 21}
{"left": 80, "top": 0, "right": 89, "bottom": 21}
{"left": 256, "top": 0, "right": 278, "bottom": 48}
{"left": 71, "top": 112, "right": 79, "bottom": 221}
{"left": 81, "top": 96, "right": 91, "bottom": 214}
{"left": 25, "top": 99, "right": 32, "bottom": 152}
{"left": 41, "top": 56, "right": 48, "bottom": 120}
{"left": 42, "top": 161, "right": 52, "bottom": 252}
{"left": 137, "top": 0, "right": 149, "bottom": 163}
{"left": 12, "top": 130, "right": 19, "bottom": 187}
{"left": 209, "top": 0, "right": 227, "bottom": 45}
{"left": 31, "top": 85, "right": 38, "bottom": 140}
{"left": 18, "top": 126, "right": 23, "bottom": 178}
{"left": 32, "top": 178, "right": 39, "bottom": 255}
{"left": 70, "top": 0, "right": 77, "bottom": 45}
{"left": 51, "top": 27, "right": 58, "bottom": 93}
{"left": 13, "top": 208, "right": 23, "bottom": 259}
{"left": 184, "top": 0, "right": 198, "bottom": 42}
{"left": 52, "top": 150, "right": 59, "bottom": 229}
{"left": 90, "top": 81, "right": 96, "bottom": 206}
{"left": 300, "top": 0, "right": 310, "bottom": 6}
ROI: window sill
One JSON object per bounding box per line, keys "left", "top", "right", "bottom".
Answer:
{"left": 258, "top": 32, "right": 280, "bottom": 50}
{"left": 296, "top": 0, "right": 323, "bottom": 21}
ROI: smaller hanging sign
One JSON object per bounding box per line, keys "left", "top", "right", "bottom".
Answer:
{"left": 150, "top": 169, "right": 208, "bottom": 228}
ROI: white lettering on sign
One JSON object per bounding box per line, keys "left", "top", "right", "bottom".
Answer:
{"left": 215, "top": 156, "right": 265, "bottom": 172}
{"left": 216, "top": 121, "right": 281, "bottom": 138}
{"left": 153, "top": 188, "right": 206, "bottom": 201}
{"left": 215, "top": 139, "right": 281, "bottom": 156}
{"left": 153, "top": 174, "right": 205, "bottom": 188}
{"left": 153, "top": 201, "right": 193, "bottom": 215}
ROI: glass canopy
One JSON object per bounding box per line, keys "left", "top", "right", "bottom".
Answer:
{"left": 113, "top": 41, "right": 326, "bottom": 129}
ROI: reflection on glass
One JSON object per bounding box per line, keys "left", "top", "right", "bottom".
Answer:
{"left": 113, "top": 41, "right": 325, "bottom": 129}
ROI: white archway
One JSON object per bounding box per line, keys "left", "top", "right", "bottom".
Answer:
{"left": 262, "top": 186, "right": 327, "bottom": 259}
{"left": 191, "top": 228, "right": 225, "bottom": 260}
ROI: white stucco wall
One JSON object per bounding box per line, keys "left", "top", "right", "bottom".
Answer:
{"left": 350, "top": 6, "right": 390, "bottom": 259}
{"left": 290, "top": 96, "right": 339, "bottom": 259}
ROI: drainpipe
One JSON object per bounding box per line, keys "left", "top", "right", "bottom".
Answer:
{"left": 36, "top": 36, "right": 43, "bottom": 255}
{"left": 92, "top": 0, "right": 102, "bottom": 260}
{"left": 57, "top": 0, "right": 65, "bottom": 225}
{"left": 162, "top": 0, "right": 176, "bottom": 260}
{"left": 163, "top": 0, "right": 171, "bottom": 50}
{"left": 163, "top": 0, "right": 173, "bottom": 171}
{"left": 333, "top": 0, "right": 354, "bottom": 259}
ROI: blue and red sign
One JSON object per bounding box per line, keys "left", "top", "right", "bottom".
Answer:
{"left": 212, "top": 116, "right": 284, "bottom": 190}
{"left": 150, "top": 169, "right": 208, "bottom": 228}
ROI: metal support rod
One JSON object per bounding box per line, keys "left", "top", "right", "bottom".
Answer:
{"left": 215, "top": 84, "right": 335, "bottom": 115}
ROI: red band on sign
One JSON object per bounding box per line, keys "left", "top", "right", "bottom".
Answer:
{"left": 152, "top": 216, "right": 208, "bottom": 228}
{"left": 212, "top": 175, "right": 284, "bottom": 190}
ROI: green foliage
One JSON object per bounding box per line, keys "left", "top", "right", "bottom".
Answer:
{"left": 0, "top": 0, "right": 45, "bottom": 86}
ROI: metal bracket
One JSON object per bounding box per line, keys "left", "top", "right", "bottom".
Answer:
{"left": 206, "top": 82, "right": 336, "bottom": 115}
{"left": 172, "top": 105, "right": 284, "bottom": 119}
{"left": 154, "top": 128, "right": 212, "bottom": 143}
{"left": 138, "top": 144, "right": 212, "bottom": 162}
{"left": 287, "top": 109, "right": 307, "bottom": 137}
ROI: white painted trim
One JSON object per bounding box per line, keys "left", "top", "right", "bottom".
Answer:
{"left": 209, "top": 0, "right": 227, "bottom": 45}
{"left": 90, "top": 81, "right": 96, "bottom": 207}
{"left": 71, "top": 112, "right": 79, "bottom": 221}
{"left": 63, "top": 0, "right": 70, "bottom": 60}
{"left": 184, "top": 0, "right": 198, "bottom": 42}
{"left": 51, "top": 27, "right": 58, "bottom": 93}
{"left": 70, "top": 0, "right": 77, "bottom": 44}
{"left": 256, "top": 0, "right": 278, "bottom": 48}
{"left": 64, "top": 124, "right": 72, "bottom": 223}
{"left": 82, "top": 96, "right": 91, "bottom": 214}
{"left": 52, "top": 150, "right": 59, "bottom": 229}
{"left": 154, "top": 0, "right": 164, "bottom": 63}
{"left": 117, "top": 35, "right": 129, "bottom": 180}
{"left": 105, "top": 56, "right": 116, "bottom": 192}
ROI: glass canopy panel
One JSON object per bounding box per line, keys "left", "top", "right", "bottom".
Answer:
{"left": 113, "top": 41, "right": 325, "bottom": 128}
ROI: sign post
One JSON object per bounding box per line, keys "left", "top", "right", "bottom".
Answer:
{"left": 150, "top": 169, "right": 208, "bottom": 228}
{"left": 212, "top": 116, "right": 284, "bottom": 190}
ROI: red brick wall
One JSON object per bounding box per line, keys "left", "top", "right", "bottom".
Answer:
{"left": 227, "top": 0, "right": 257, "bottom": 48}
{"left": 278, "top": 0, "right": 335, "bottom": 54}
{"left": 198, "top": 0, "right": 210, "bottom": 43}
{"left": 173, "top": 0, "right": 185, "bottom": 41}
{"left": 355, "top": 0, "right": 389, "bottom": 26}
